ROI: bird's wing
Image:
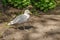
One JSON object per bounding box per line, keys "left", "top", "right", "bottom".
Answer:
{"left": 11, "top": 14, "right": 28, "bottom": 24}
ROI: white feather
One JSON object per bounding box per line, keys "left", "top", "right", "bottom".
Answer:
{"left": 8, "top": 9, "right": 31, "bottom": 25}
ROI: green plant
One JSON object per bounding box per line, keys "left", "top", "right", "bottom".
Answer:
{"left": 56, "top": 0, "right": 60, "bottom": 5}
{"left": 31, "top": 0, "right": 56, "bottom": 12}
{"left": 2, "top": 0, "right": 31, "bottom": 9}
{"left": 2, "top": 0, "right": 7, "bottom": 6}
{"left": 2, "top": 0, "right": 57, "bottom": 12}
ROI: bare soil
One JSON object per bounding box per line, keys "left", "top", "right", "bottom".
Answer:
{"left": 0, "top": 0, "right": 60, "bottom": 40}
{"left": 0, "top": 15, "right": 60, "bottom": 40}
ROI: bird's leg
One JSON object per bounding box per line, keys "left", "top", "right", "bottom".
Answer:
{"left": 23, "top": 23, "right": 26, "bottom": 31}
{"left": 27, "top": 21, "right": 31, "bottom": 26}
{"left": 23, "top": 23, "right": 29, "bottom": 31}
{"left": 23, "top": 26, "right": 25, "bottom": 31}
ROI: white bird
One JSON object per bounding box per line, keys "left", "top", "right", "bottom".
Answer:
{"left": 8, "top": 9, "right": 31, "bottom": 25}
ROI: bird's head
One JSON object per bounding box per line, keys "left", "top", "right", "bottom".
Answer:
{"left": 24, "top": 9, "right": 32, "bottom": 15}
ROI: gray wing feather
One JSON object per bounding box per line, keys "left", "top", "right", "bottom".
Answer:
{"left": 12, "top": 14, "right": 27, "bottom": 24}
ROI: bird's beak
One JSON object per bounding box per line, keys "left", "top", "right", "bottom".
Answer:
{"left": 30, "top": 12, "right": 32, "bottom": 14}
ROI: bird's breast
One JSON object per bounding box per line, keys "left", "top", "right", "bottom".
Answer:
{"left": 26, "top": 15, "right": 30, "bottom": 19}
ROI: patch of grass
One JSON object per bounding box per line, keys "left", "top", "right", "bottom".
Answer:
{"left": 56, "top": 0, "right": 60, "bottom": 5}
{"left": 4, "top": 22, "right": 12, "bottom": 28}
{"left": 0, "top": 10, "right": 2, "bottom": 16}
{"left": 0, "top": 32, "right": 3, "bottom": 38}
{"left": 0, "top": 13, "right": 2, "bottom": 17}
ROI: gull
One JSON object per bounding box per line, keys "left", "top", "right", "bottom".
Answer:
{"left": 8, "top": 9, "right": 31, "bottom": 25}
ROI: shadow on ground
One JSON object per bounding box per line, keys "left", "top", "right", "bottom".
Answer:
{"left": 0, "top": 15, "right": 60, "bottom": 40}
{"left": 0, "top": 0, "right": 60, "bottom": 40}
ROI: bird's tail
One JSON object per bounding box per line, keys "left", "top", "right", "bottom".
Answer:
{"left": 8, "top": 21, "right": 14, "bottom": 25}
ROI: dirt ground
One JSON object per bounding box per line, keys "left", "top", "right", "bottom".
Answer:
{"left": 0, "top": 15, "right": 60, "bottom": 40}
{"left": 0, "top": 0, "right": 60, "bottom": 40}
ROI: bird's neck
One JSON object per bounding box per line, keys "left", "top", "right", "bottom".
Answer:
{"left": 24, "top": 13, "right": 29, "bottom": 15}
